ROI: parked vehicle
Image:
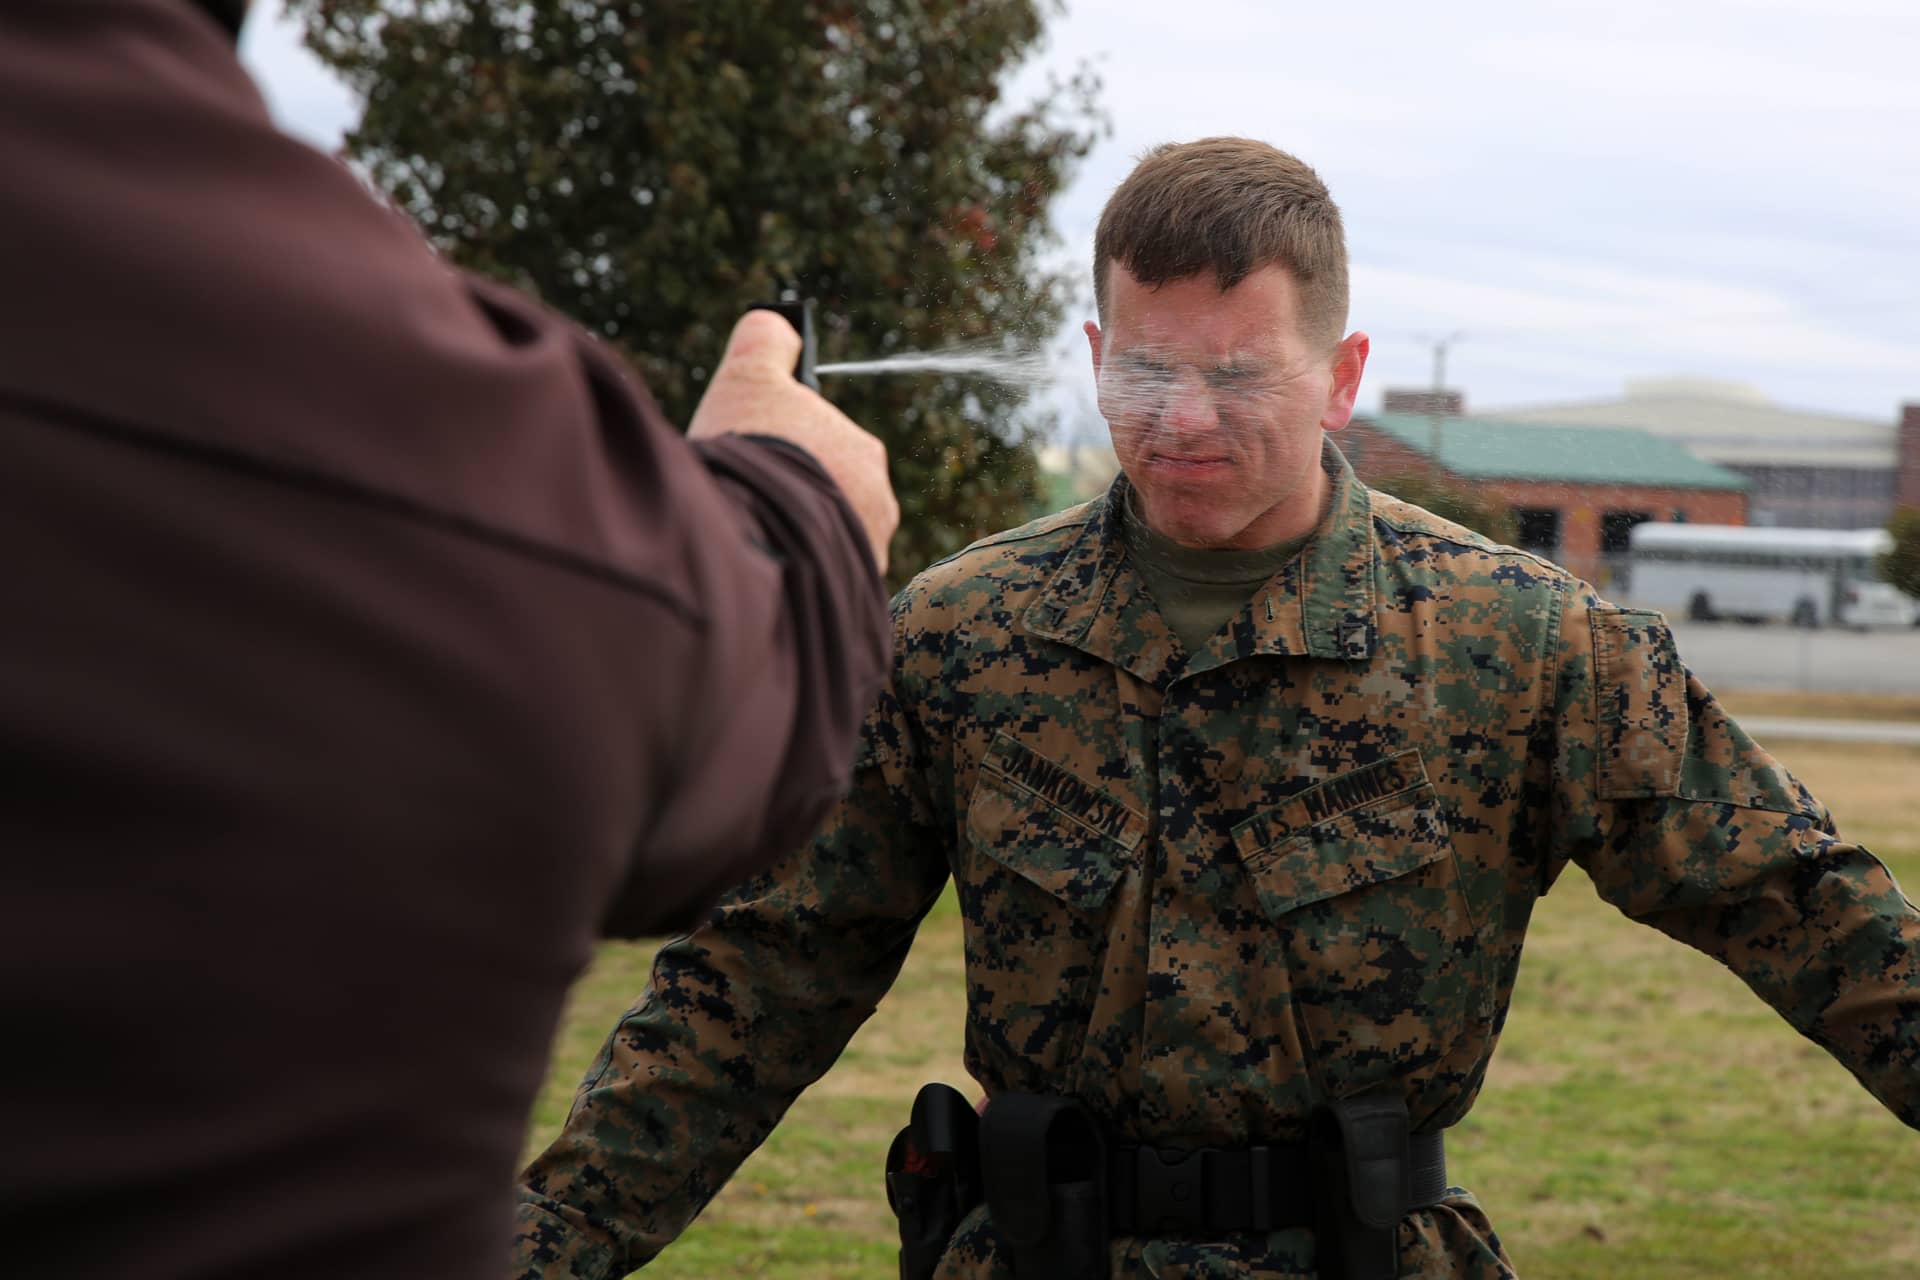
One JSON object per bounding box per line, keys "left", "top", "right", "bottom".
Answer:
{"left": 1627, "top": 523, "right": 1920, "bottom": 628}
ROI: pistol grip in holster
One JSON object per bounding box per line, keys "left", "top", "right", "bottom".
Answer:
{"left": 1309, "top": 1093, "right": 1413, "bottom": 1280}
{"left": 886, "top": 1083, "right": 982, "bottom": 1280}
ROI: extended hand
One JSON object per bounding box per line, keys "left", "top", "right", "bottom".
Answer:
{"left": 689, "top": 310, "right": 899, "bottom": 574}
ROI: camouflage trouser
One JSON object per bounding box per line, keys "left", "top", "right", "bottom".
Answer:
{"left": 929, "top": 1191, "right": 1518, "bottom": 1279}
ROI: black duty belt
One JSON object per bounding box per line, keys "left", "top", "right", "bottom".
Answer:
{"left": 1107, "top": 1130, "right": 1449, "bottom": 1235}
{"left": 893, "top": 1086, "right": 1451, "bottom": 1280}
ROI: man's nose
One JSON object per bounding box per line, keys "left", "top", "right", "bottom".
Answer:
{"left": 1158, "top": 369, "right": 1221, "bottom": 435}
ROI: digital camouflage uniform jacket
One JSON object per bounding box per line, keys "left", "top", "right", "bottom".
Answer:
{"left": 516, "top": 445, "right": 1920, "bottom": 1278}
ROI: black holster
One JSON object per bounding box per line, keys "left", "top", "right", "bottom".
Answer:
{"left": 1308, "top": 1093, "right": 1413, "bottom": 1280}
{"left": 978, "top": 1093, "right": 1109, "bottom": 1280}
{"left": 886, "top": 1083, "right": 983, "bottom": 1280}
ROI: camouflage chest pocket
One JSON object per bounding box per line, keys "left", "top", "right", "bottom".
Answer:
{"left": 1232, "top": 749, "right": 1492, "bottom": 1099}
{"left": 959, "top": 732, "right": 1144, "bottom": 1082}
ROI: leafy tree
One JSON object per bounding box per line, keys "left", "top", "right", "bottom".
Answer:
{"left": 291, "top": 0, "right": 1103, "bottom": 583}
{"left": 1881, "top": 506, "right": 1920, "bottom": 600}
{"left": 1372, "top": 470, "right": 1519, "bottom": 545}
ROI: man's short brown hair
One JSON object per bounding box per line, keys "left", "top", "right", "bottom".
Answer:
{"left": 1093, "top": 138, "right": 1349, "bottom": 348}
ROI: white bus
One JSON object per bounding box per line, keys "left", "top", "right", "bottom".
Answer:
{"left": 1627, "top": 523, "right": 1919, "bottom": 628}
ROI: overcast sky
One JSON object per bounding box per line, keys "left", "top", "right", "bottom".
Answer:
{"left": 241, "top": 0, "right": 1919, "bottom": 423}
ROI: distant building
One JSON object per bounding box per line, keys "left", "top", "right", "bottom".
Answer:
{"left": 1901, "top": 403, "right": 1920, "bottom": 511}
{"left": 1381, "top": 388, "right": 1466, "bottom": 417}
{"left": 1343, "top": 412, "right": 1749, "bottom": 587}
{"left": 1479, "top": 378, "right": 1906, "bottom": 530}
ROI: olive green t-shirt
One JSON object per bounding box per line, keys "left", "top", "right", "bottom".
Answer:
{"left": 1121, "top": 491, "right": 1306, "bottom": 654}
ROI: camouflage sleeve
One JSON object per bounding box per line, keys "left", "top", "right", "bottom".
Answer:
{"left": 1545, "top": 589, "right": 1920, "bottom": 1126}
{"left": 510, "top": 624, "right": 951, "bottom": 1278}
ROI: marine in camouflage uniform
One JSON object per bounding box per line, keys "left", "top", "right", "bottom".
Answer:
{"left": 513, "top": 138, "right": 1920, "bottom": 1278}
{"left": 513, "top": 442, "right": 1920, "bottom": 1278}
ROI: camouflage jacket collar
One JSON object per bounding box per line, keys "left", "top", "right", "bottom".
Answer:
{"left": 1023, "top": 440, "right": 1379, "bottom": 687}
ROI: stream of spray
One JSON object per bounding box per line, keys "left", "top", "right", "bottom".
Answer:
{"left": 815, "top": 344, "right": 1068, "bottom": 394}
{"left": 815, "top": 343, "right": 1125, "bottom": 457}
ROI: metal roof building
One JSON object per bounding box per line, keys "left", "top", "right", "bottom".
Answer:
{"left": 1355, "top": 412, "right": 1749, "bottom": 490}
{"left": 1478, "top": 377, "right": 1900, "bottom": 529}
{"left": 1343, "top": 412, "right": 1751, "bottom": 590}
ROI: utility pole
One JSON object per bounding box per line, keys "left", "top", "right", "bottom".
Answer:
{"left": 1420, "top": 331, "right": 1466, "bottom": 471}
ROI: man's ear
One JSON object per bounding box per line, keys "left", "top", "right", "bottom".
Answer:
{"left": 1320, "top": 331, "right": 1370, "bottom": 433}
{"left": 1085, "top": 321, "right": 1113, "bottom": 422}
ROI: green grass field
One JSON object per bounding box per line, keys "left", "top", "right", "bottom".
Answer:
{"left": 523, "top": 735, "right": 1920, "bottom": 1278}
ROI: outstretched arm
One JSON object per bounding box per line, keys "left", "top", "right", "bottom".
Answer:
{"left": 1546, "top": 594, "right": 1920, "bottom": 1124}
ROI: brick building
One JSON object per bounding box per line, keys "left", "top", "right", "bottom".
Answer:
{"left": 1900, "top": 403, "right": 1920, "bottom": 510}
{"left": 1343, "top": 413, "right": 1749, "bottom": 587}
{"left": 1480, "top": 379, "right": 1907, "bottom": 530}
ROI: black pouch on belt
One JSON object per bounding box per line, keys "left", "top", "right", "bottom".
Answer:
{"left": 1308, "top": 1093, "right": 1412, "bottom": 1280}
{"left": 979, "top": 1093, "right": 1109, "bottom": 1280}
{"left": 886, "top": 1083, "right": 983, "bottom": 1280}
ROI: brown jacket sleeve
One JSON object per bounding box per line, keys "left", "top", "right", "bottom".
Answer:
{"left": 599, "top": 425, "right": 891, "bottom": 937}
{"left": 481, "top": 281, "right": 890, "bottom": 938}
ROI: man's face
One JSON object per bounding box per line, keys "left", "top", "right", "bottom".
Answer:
{"left": 1085, "top": 264, "right": 1368, "bottom": 550}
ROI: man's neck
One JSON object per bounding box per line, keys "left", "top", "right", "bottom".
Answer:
{"left": 1233, "top": 460, "right": 1329, "bottom": 550}
{"left": 1121, "top": 492, "right": 1305, "bottom": 653}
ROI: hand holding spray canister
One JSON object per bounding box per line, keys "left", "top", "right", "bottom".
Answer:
{"left": 692, "top": 298, "right": 896, "bottom": 573}
{"left": 745, "top": 297, "right": 819, "bottom": 391}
